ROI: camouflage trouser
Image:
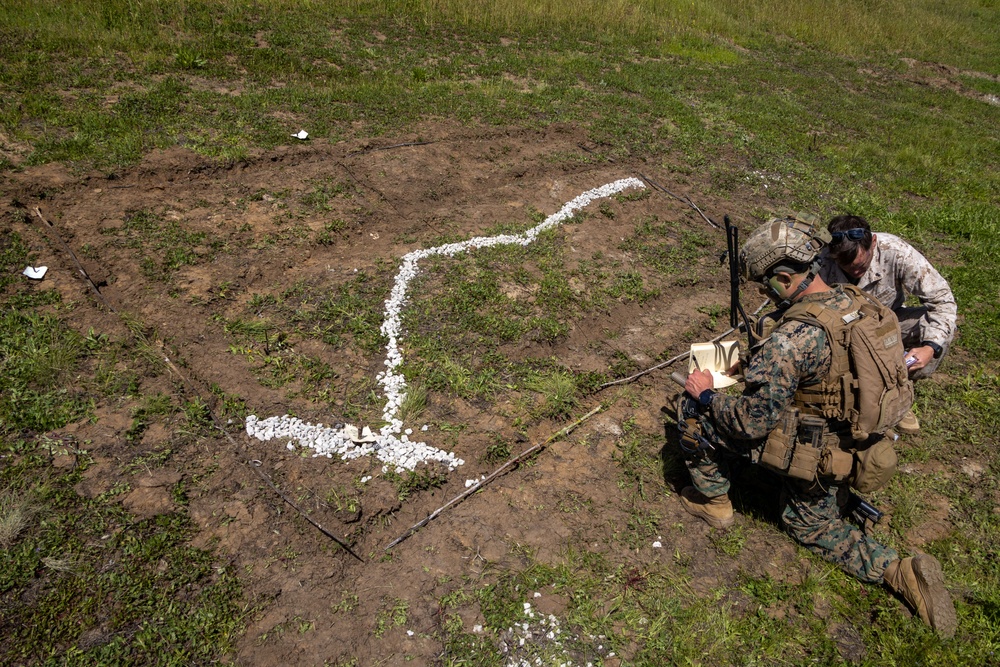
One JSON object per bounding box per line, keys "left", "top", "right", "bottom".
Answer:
{"left": 683, "top": 421, "right": 898, "bottom": 584}
{"left": 897, "top": 305, "right": 950, "bottom": 380}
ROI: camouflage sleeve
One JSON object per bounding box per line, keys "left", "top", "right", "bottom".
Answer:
{"left": 892, "top": 240, "right": 957, "bottom": 346}
{"left": 708, "top": 321, "right": 830, "bottom": 441}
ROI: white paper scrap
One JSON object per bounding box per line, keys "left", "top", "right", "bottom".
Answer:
{"left": 23, "top": 266, "right": 47, "bottom": 280}
{"left": 292, "top": 130, "right": 309, "bottom": 140}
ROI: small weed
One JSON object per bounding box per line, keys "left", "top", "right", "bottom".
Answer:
{"left": 484, "top": 436, "right": 512, "bottom": 464}
{"left": 390, "top": 467, "right": 449, "bottom": 501}
{"left": 374, "top": 597, "right": 409, "bottom": 638}
{"left": 526, "top": 370, "right": 578, "bottom": 420}
{"left": 174, "top": 46, "right": 207, "bottom": 70}
{"left": 302, "top": 180, "right": 352, "bottom": 211}
{"left": 697, "top": 303, "right": 727, "bottom": 330}
{"left": 709, "top": 524, "right": 747, "bottom": 557}
{"left": 397, "top": 382, "right": 427, "bottom": 424}
{"left": 333, "top": 591, "right": 360, "bottom": 614}
{"left": 325, "top": 486, "right": 360, "bottom": 515}
{"left": 123, "top": 448, "right": 173, "bottom": 475}
{"left": 316, "top": 219, "right": 348, "bottom": 245}
{"left": 182, "top": 397, "right": 212, "bottom": 433}
{"left": 607, "top": 270, "right": 660, "bottom": 304}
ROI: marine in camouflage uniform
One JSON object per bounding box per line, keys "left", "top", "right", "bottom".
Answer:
{"left": 679, "top": 216, "right": 957, "bottom": 638}
{"left": 685, "top": 285, "right": 898, "bottom": 583}
{"left": 819, "top": 225, "right": 956, "bottom": 381}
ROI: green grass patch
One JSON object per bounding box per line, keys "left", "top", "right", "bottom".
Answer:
{"left": 0, "top": 466, "right": 251, "bottom": 665}
{"left": 0, "top": 227, "right": 252, "bottom": 664}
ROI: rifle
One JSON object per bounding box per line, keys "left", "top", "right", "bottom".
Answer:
{"left": 724, "top": 215, "right": 758, "bottom": 349}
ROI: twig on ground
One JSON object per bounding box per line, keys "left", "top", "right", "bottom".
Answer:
{"left": 684, "top": 195, "right": 718, "bottom": 229}
{"left": 384, "top": 405, "right": 603, "bottom": 551}
{"left": 348, "top": 141, "right": 434, "bottom": 156}
{"left": 338, "top": 161, "right": 403, "bottom": 218}
{"left": 157, "top": 354, "right": 364, "bottom": 562}
{"left": 577, "top": 143, "right": 615, "bottom": 162}
{"left": 33, "top": 207, "right": 117, "bottom": 313}
{"left": 249, "top": 461, "right": 365, "bottom": 562}
{"left": 638, "top": 173, "right": 720, "bottom": 229}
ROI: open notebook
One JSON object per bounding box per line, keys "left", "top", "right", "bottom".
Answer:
{"left": 688, "top": 340, "right": 742, "bottom": 388}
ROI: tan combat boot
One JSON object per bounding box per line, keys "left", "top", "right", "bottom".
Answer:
{"left": 679, "top": 486, "right": 735, "bottom": 529}
{"left": 883, "top": 555, "right": 957, "bottom": 639}
{"left": 897, "top": 410, "right": 920, "bottom": 435}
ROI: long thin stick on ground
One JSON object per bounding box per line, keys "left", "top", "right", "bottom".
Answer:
{"left": 598, "top": 300, "right": 769, "bottom": 389}
{"left": 248, "top": 460, "right": 365, "bottom": 562}
{"left": 638, "top": 173, "right": 720, "bottom": 229}
{"left": 33, "top": 207, "right": 117, "bottom": 313}
{"left": 384, "top": 405, "right": 603, "bottom": 551}
{"left": 157, "top": 354, "right": 365, "bottom": 562}
{"left": 348, "top": 140, "right": 435, "bottom": 156}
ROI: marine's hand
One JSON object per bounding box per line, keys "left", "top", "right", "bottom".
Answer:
{"left": 905, "top": 346, "right": 934, "bottom": 372}
{"left": 685, "top": 369, "right": 714, "bottom": 399}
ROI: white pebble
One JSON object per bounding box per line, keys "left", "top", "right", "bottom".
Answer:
{"left": 245, "top": 180, "right": 645, "bottom": 475}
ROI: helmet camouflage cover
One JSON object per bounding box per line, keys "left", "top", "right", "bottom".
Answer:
{"left": 740, "top": 213, "right": 829, "bottom": 282}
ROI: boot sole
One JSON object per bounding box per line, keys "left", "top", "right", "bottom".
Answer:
{"left": 912, "top": 555, "right": 958, "bottom": 639}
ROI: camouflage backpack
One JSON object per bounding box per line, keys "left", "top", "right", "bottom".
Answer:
{"left": 784, "top": 284, "right": 914, "bottom": 441}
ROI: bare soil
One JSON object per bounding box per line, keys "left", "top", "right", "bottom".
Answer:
{"left": 2, "top": 122, "right": 890, "bottom": 665}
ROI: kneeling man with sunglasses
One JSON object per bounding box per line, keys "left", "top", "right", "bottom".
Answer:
{"left": 818, "top": 215, "right": 957, "bottom": 434}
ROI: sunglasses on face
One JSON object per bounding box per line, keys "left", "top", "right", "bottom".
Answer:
{"left": 829, "top": 228, "right": 867, "bottom": 243}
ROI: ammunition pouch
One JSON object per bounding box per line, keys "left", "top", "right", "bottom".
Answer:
{"left": 760, "top": 409, "right": 882, "bottom": 489}
{"left": 761, "top": 410, "right": 827, "bottom": 481}
{"left": 787, "top": 440, "right": 822, "bottom": 481}
{"left": 760, "top": 407, "right": 798, "bottom": 472}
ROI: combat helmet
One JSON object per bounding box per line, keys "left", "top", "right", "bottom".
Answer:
{"left": 740, "top": 213, "right": 829, "bottom": 283}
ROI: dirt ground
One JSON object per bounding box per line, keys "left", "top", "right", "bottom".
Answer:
{"left": 3, "top": 123, "right": 824, "bottom": 665}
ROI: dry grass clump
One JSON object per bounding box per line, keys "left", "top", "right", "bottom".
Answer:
{"left": 0, "top": 489, "right": 38, "bottom": 549}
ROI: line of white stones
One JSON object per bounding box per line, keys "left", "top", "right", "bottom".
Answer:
{"left": 247, "top": 177, "right": 645, "bottom": 473}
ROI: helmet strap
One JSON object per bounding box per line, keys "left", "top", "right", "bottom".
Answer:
{"left": 768, "top": 268, "right": 816, "bottom": 310}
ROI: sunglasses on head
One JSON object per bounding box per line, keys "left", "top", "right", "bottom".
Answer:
{"left": 830, "top": 228, "right": 867, "bottom": 243}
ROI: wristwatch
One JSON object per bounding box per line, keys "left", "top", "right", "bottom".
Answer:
{"left": 698, "top": 389, "right": 715, "bottom": 407}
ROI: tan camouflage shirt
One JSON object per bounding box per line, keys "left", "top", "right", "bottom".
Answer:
{"left": 818, "top": 232, "right": 956, "bottom": 347}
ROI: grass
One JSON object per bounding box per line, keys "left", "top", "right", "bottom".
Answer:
{"left": 0, "top": 488, "right": 37, "bottom": 548}
{"left": 1, "top": 0, "right": 999, "bottom": 664}
{"left": 0, "top": 228, "right": 252, "bottom": 664}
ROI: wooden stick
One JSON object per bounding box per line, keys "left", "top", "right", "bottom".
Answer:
{"left": 248, "top": 460, "right": 365, "bottom": 562}
{"left": 637, "top": 173, "right": 720, "bottom": 229}
{"left": 348, "top": 140, "right": 434, "bottom": 156}
{"left": 33, "top": 207, "right": 117, "bottom": 313}
{"left": 157, "top": 354, "right": 364, "bottom": 562}
{"left": 384, "top": 405, "right": 603, "bottom": 551}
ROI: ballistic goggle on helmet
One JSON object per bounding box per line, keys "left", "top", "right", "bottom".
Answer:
{"left": 739, "top": 214, "right": 830, "bottom": 283}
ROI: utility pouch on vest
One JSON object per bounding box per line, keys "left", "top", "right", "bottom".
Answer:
{"left": 786, "top": 415, "right": 825, "bottom": 481}
{"left": 819, "top": 446, "right": 854, "bottom": 481}
{"left": 760, "top": 407, "right": 798, "bottom": 472}
{"left": 852, "top": 437, "right": 897, "bottom": 493}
